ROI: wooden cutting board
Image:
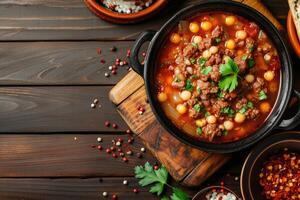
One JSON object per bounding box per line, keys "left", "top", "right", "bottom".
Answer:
{"left": 109, "top": 0, "right": 283, "bottom": 187}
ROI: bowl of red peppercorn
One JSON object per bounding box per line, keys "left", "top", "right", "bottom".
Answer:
{"left": 240, "top": 131, "right": 300, "bottom": 200}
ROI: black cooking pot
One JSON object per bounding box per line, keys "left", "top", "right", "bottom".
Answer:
{"left": 130, "top": 0, "right": 300, "bottom": 153}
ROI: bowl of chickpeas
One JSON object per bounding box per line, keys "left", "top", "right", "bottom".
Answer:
{"left": 130, "top": 0, "right": 300, "bottom": 153}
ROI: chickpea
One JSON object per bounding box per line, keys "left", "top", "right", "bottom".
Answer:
{"left": 196, "top": 118, "right": 207, "bottom": 127}
{"left": 157, "top": 92, "right": 167, "bottom": 102}
{"left": 189, "top": 22, "right": 200, "bottom": 33}
{"left": 225, "top": 16, "right": 236, "bottom": 26}
{"left": 245, "top": 74, "right": 255, "bottom": 83}
{"left": 176, "top": 104, "right": 187, "bottom": 114}
{"left": 170, "top": 33, "right": 181, "bottom": 44}
{"left": 235, "top": 30, "right": 247, "bottom": 40}
{"left": 193, "top": 36, "right": 202, "bottom": 43}
{"left": 234, "top": 113, "right": 246, "bottom": 123}
{"left": 202, "top": 49, "right": 211, "bottom": 59}
{"left": 264, "top": 53, "right": 271, "bottom": 62}
{"left": 209, "top": 46, "right": 219, "bottom": 54}
{"left": 225, "top": 39, "right": 236, "bottom": 50}
{"left": 180, "top": 90, "right": 192, "bottom": 101}
{"left": 224, "top": 120, "right": 234, "bottom": 130}
{"left": 206, "top": 115, "right": 217, "bottom": 124}
{"left": 201, "top": 21, "right": 212, "bottom": 31}
{"left": 264, "top": 70, "right": 275, "bottom": 81}
{"left": 260, "top": 102, "right": 271, "bottom": 113}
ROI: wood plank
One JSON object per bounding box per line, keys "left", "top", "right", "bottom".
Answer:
{"left": 0, "top": 41, "right": 132, "bottom": 85}
{"left": 0, "top": 0, "right": 287, "bottom": 41}
{"left": 0, "top": 178, "right": 158, "bottom": 200}
{"left": 0, "top": 134, "right": 156, "bottom": 177}
{"left": 0, "top": 86, "right": 127, "bottom": 132}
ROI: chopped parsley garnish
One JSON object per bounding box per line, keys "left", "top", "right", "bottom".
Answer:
{"left": 191, "top": 42, "right": 198, "bottom": 48}
{"left": 259, "top": 90, "right": 267, "bottom": 100}
{"left": 201, "top": 66, "right": 212, "bottom": 75}
{"left": 247, "top": 101, "right": 254, "bottom": 108}
{"left": 221, "top": 107, "right": 235, "bottom": 117}
{"left": 215, "top": 37, "right": 222, "bottom": 44}
{"left": 205, "top": 112, "right": 211, "bottom": 117}
{"left": 193, "top": 104, "right": 204, "bottom": 113}
{"left": 198, "top": 57, "right": 206, "bottom": 67}
{"left": 242, "top": 55, "right": 248, "bottom": 61}
{"left": 217, "top": 91, "right": 225, "bottom": 99}
{"left": 190, "top": 57, "right": 196, "bottom": 64}
{"left": 196, "top": 127, "right": 203, "bottom": 135}
{"left": 218, "top": 58, "right": 239, "bottom": 92}
{"left": 174, "top": 76, "right": 181, "bottom": 82}
{"left": 247, "top": 58, "right": 255, "bottom": 68}
{"left": 190, "top": 75, "right": 198, "bottom": 79}
{"left": 185, "top": 79, "right": 193, "bottom": 91}
{"left": 249, "top": 45, "right": 255, "bottom": 52}
{"left": 197, "top": 86, "right": 201, "bottom": 94}
{"left": 239, "top": 101, "right": 254, "bottom": 114}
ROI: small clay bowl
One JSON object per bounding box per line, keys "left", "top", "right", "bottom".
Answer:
{"left": 84, "top": 0, "right": 169, "bottom": 24}
{"left": 192, "top": 186, "right": 240, "bottom": 200}
{"left": 287, "top": 10, "right": 300, "bottom": 57}
{"left": 240, "top": 131, "right": 300, "bottom": 200}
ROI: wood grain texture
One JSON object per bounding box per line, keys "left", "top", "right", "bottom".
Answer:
{"left": 0, "top": 0, "right": 288, "bottom": 41}
{"left": 0, "top": 41, "right": 132, "bottom": 85}
{"left": 0, "top": 86, "right": 127, "bottom": 132}
{"left": 0, "top": 134, "right": 156, "bottom": 177}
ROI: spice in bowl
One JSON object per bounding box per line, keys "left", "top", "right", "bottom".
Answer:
{"left": 101, "top": 0, "right": 154, "bottom": 14}
{"left": 259, "top": 149, "right": 300, "bottom": 199}
{"left": 193, "top": 186, "right": 239, "bottom": 200}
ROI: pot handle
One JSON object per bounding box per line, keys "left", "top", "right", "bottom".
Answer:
{"left": 276, "top": 90, "right": 300, "bottom": 130}
{"left": 130, "top": 30, "right": 156, "bottom": 76}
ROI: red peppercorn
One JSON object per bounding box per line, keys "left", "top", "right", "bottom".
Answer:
{"left": 112, "top": 194, "right": 118, "bottom": 200}
{"left": 117, "top": 138, "right": 123, "bottom": 143}
{"left": 112, "top": 70, "right": 117, "bottom": 75}
{"left": 112, "top": 65, "right": 117, "bottom": 70}
{"left": 100, "top": 59, "right": 106, "bottom": 64}
{"left": 110, "top": 46, "right": 117, "bottom": 52}
{"left": 126, "top": 129, "right": 131, "bottom": 134}
{"left": 220, "top": 181, "right": 224, "bottom": 186}
{"left": 154, "top": 165, "right": 159, "bottom": 170}
{"left": 142, "top": 52, "right": 146, "bottom": 57}
{"left": 123, "top": 61, "right": 128, "bottom": 65}
{"left": 133, "top": 188, "right": 139, "bottom": 193}
{"left": 110, "top": 146, "right": 116, "bottom": 151}
{"left": 127, "top": 139, "right": 133, "bottom": 144}
{"left": 97, "top": 145, "right": 102, "bottom": 150}
{"left": 127, "top": 49, "right": 131, "bottom": 57}
{"left": 112, "top": 123, "right": 118, "bottom": 129}
{"left": 117, "top": 148, "right": 122, "bottom": 152}
{"left": 119, "top": 152, "right": 125, "bottom": 157}
{"left": 97, "top": 48, "right": 101, "bottom": 55}
{"left": 116, "top": 58, "right": 121, "bottom": 62}
{"left": 122, "top": 157, "right": 128, "bottom": 162}
{"left": 104, "top": 121, "right": 110, "bottom": 127}
{"left": 112, "top": 153, "right": 118, "bottom": 158}
{"left": 106, "top": 148, "right": 111, "bottom": 154}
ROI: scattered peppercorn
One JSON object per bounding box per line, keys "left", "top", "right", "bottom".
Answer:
{"left": 122, "top": 157, "right": 128, "bottom": 162}
{"left": 104, "top": 72, "right": 110, "bottom": 77}
{"left": 136, "top": 153, "right": 142, "bottom": 158}
{"left": 112, "top": 194, "right": 118, "bottom": 200}
{"left": 100, "top": 59, "right": 106, "bottom": 64}
{"left": 97, "top": 145, "right": 103, "bottom": 150}
{"left": 106, "top": 148, "right": 111, "bottom": 154}
{"left": 104, "top": 121, "right": 110, "bottom": 127}
{"left": 112, "top": 123, "right": 118, "bottom": 129}
{"left": 133, "top": 188, "right": 139, "bottom": 193}
{"left": 110, "top": 46, "right": 117, "bottom": 52}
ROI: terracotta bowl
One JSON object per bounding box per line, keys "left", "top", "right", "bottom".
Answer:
{"left": 84, "top": 0, "right": 169, "bottom": 24}
{"left": 287, "top": 10, "right": 300, "bottom": 57}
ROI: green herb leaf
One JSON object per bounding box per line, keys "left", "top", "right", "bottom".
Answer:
{"left": 196, "top": 127, "right": 203, "bottom": 135}
{"left": 190, "top": 57, "right": 196, "bottom": 64}
{"left": 193, "top": 104, "right": 203, "bottom": 113}
{"left": 170, "top": 188, "right": 189, "bottom": 200}
{"left": 249, "top": 45, "right": 255, "bottom": 52}
{"left": 215, "top": 37, "right": 222, "bottom": 44}
{"left": 190, "top": 75, "right": 198, "bottom": 79}
{"left": 239, "top": 106, "right": 247, "bottom": 114}
{"left": 259, "top": 90, "right": 267, "bottom": 100}
{"left": 222, "top": 130, "right": 228, "bottom": 136}
{"left": 197, "top": 86, "right": 201, "bottom": 94}
{"left": 221, "top": 107, "right": 235, "bottom": 117}
{"left": 161, "top": 196, "right": 170, "bottom": 200}
{"left": 201, "top": 66, "right": 212, "bottom": 75}
{"left": 205, "top": 112, "right": 211, "bottom": 117}
{"left": 247, "top": 58, "right": 255, "bottom": 68}
{"left": 198, "top": 57, "right": 206, "bottom": 67}
{"left": 219, "top": 58, "right": 239, "bottom": 92}
{"left": 191, "top": 42, "right": 198, "bottom": 48}
{"left": 247, "top": 101, "right": 254, "bottom": 108}
{"left": 242, "top": 55, "right": 248, "bottom": 61}
{"left": 150, "top": 182, "right": 164, "bottom": 196}
{"left": 185, "top": 79, "right": 193, "bottom": 91}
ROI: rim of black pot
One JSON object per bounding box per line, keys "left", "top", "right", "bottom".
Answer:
{"left": 144, "top": 0, "right": 293, "bottom": 153}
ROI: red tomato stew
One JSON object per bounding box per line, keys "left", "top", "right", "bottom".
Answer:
{"left": 155, "top": 12, "right": 281, "bottom": 143}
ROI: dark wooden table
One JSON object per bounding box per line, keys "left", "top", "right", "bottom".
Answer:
{"left": 0, "top": 0, "right": 297, "bottom": 199}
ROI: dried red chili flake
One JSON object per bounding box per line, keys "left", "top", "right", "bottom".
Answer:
{"left": 112, "top": 123, "right": 118, "bottom": 129}
{"left": 97, "top": 48, "right": 101, "bottom": 55}
{"left": 100, "top": 59, "right": 106, "bottom": 64}
{"left": 259, "top": 150, "right": 300, "bottom": 200}
{"left": 104, "top": 121, "right": 110, "bottom": 127}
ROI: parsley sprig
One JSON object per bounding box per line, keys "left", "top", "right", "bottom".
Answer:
{"left": 218, "top": 58, "right": 239, "bottom": 92}
{"left": 135, "top": 162, "right": 190, "bottom": 200}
